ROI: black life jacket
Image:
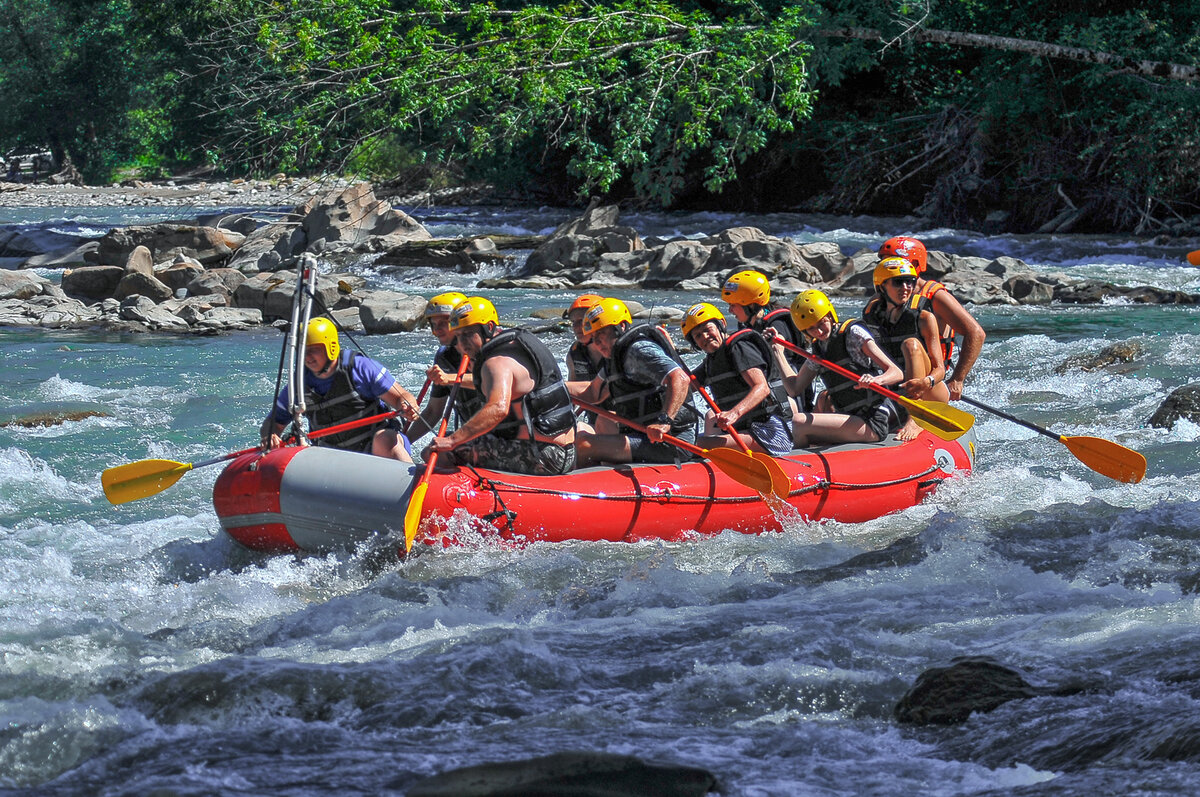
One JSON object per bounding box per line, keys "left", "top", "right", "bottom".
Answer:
{"left": 696, "top": 329, "right": 791, "bottom": 429}
{"left": 434, "top": 344, "right": 485, "bottom": 424}
{"left": 471, "top": 328, "right": 575, "bottom": 440}
{"left": 567, "top": 340, "right": 601, "bottom": 382}
{"left": 605, "top": 323, "right": 698, "bottom": 434}
{"left": 862, "top": 292, "right": 930, "bottom": 365}
{"left": 814, "top": 319, "right": 886, "bottom": 416}
{"left": 750, "top": 306, "right": 814, "bottom": 413}
{"left": 304, "top": 352, "right": 389, "bottom": 452}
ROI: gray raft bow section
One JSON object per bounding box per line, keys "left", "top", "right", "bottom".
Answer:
{"left": 279, "top": 447, "right": 419, "bottom": 551}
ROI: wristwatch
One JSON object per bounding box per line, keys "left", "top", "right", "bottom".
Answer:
{"left": 927, "top": 375, "right": 936, "bottom": 388}
{"left": 655, "top": 412, "right": 674, "bottom": 425}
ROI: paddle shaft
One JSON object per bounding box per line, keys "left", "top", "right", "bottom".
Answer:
{"left": 573, "top": 399, "right": 707, "bottom": 457}
{"left": 958, "top": 395, "right": 1063, "bottom": 441}
{"left": 772, "top": 337, "right": 907, "bottom": 403}
{"left": 402, "top": 373, "right": 435, "bottom": 436}
{"left": 404, "top": 355, "right": 471, "bottom": 550}
{"left": 685, "top": 371, "right": 754, "bottom": 455}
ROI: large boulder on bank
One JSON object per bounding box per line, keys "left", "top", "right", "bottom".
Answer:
{"left": 19, "top": 241, "right": 101, "bottom": 270}
{"left": 96, "top": 224, "right": 246, "bottom": 267}
{"left": 113, "top": 246, "right": 173, "bottom": 302}
{"left": 0, "top": 270, "right": 54, "bottom": 300}
{"left": 299, "top": 182, "right": 431, "bottom": 251}
{"left": 358, "top": 290, "right": 428, "bottom": 333}
{"left": 225, "top": 221, "right": 307, "bottom": 273}
{"left": 62, "top": 265, "right": 124, "bottom": 301}
{"left": 1149, "top": 383, "right": 1200, "bottom": 429}
{"left": 232, "top": 271, "right": 345, "bottom": 320}
{"left": 186, "top": 268, "right": 246, "bottom": 302}
{"left": 117, "top": 295, "right": 188, "bottom": 331}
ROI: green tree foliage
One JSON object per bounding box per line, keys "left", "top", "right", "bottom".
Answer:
{"left": 0, "top": 0, "right": 178, "bottom": 179}
{"left": 796, "top": 1, "right": 1200, "bottom": 232}
{"left": 189, "top": 0, "right": 817, "bottom": 205}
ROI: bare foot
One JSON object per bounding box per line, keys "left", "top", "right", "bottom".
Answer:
{"left": 897, "top": 418, "right": 921, "bottom": 441}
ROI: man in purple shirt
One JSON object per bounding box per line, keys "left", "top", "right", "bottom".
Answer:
{"left": 260, "top": 318, "right": 420, "bottom": 461}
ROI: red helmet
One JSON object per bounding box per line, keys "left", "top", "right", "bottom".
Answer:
{"left": 878, "top": 236, "right": 927, "bottom": 274}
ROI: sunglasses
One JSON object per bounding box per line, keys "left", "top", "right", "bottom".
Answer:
{"left": 888, "top": 276, "right": 918, "bottom": 288}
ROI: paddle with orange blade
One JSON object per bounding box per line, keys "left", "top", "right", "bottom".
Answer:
{"left": 573, "top": 399, "right": 776, "bottom": 496}
{"left": 772, "top": 338, "right": 974, "bottom": 441}
{"left": 960, "top": 395, "right": 1146, "bottom": 483}
{"left": 403, "top": 355, "right": 471, "bottom": 551}
{"left": 1187, "top": 250, "right": 1200, "bottom": 266}
{"left": 101, "top": 407, "right": 411, "bottom": 505}
{"left": 683, "top": 372, "right": 791, "bottom": 499}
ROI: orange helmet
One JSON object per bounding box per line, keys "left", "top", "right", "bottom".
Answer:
{"left": 562, "top": 293, "right": 604, "bottom": 319}
{"left": 878, "top": 236, "right": 927, "bottom": 274}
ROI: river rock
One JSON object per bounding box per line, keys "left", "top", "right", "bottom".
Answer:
{"left": 1053, "top": 283, "right": 1200, "bottom": 304}
{"left": 402, "top": 751, "right": 719, "bottom": 797}
{"left": 0, "top": 227, "right": 92, "bottom": 258}
{"left": 192, "top": 306, "right": 264, "bottom": 332}
{"left": 19, "top": 240, "right": 100, "bottom": 270}
{"left": 232, "top": 271, "right": 345, "bottom": 320}
{"left": 114, "top": 249, "right": 174, "bottom": 302}
{"left": 0, "top": 269, "right": 53, "bottom": 300}
{"left": 159, "top": 260, "right": 205, "bottom": 292}
{"left": 299, "top": 182, "right": 431, "bottom": 252}
{"left": 0, "top": 295, "right": 103, "bottom": 329}
{"left": 118, "top": 295, "right": 188, "bottom": 330}
{"left": 225, "top": 221, "right": 306, "bottom": 273}
{"left": 1148, "top": 383, "right": 1200, "bottom": 429}
{"left": 96, "top": 224, "right": 245, "bottom": 266}
{"left": 357, "top": 290, "right": 427, "bottom": 333}
{"left": 894, "top": 657, "right": 1042, "bottom": 725}
{"left": 1054, "top": 341, "right": 1146, "bottom": 374}
{"left": 186, "top": 268, "right": 246, "bottom": 301}
{"left": 62, "top": 265, "right": 124, "bottom": 301}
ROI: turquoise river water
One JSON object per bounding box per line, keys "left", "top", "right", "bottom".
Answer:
{"left": 2, "top": 203, "right": 1199, "bottom": 795}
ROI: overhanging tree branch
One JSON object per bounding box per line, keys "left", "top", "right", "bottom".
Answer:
{"left": 823, "top": 27, "right": 1200, "bottom": 83}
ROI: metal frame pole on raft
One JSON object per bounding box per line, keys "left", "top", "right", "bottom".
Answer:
{"left": 286, "top": 254, "right": 319, "bottom": 443}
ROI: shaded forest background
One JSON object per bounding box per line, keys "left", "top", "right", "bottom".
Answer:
{"left": 2, "top": 0, "right": 1199, "bottom": 234}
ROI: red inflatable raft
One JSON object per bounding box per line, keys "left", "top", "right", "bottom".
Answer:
{"left": 213, "top": 427, "right": 975, "bottom": 553}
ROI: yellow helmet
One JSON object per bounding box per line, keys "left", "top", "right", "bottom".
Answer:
{"left": 721, "top": 270, "right": 771, "bottom": 307}
{"left": 562, "top": 293, "right": 605, "bottom": 319}
{"left": 681, "top": 302, "right": 726, "bottom": 341}
{"left": 305, "top": 317, "right": 340, "bottom": 362}
{"left": 873, "top": 257, "right": 919, "bottom": 289}
{"left": 425, "top": 291, "right": 468, "bottom": 318}
{"left": 790, "top": 289, "right": 838, "bottom": 332}
{"left": 449, "top": 296, "right": 499, "bottom": 332}
{"left": 581, "top": 298, "right": 632, "bottom": 336}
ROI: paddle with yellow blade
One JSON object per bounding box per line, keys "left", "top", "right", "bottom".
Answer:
{"left": 573, "top": 399, "right": 777, "bottom": 496}
{"left": 683, "top": 372, "right": 791, "bottom": 499}
{"left": 403, "top": 355, "right": 471, "bottom": 551}
{"left": 959, "top": 395, "right": 1146, "bottom": 483}
{"left": 102, "top": 407, "right": 408, "bottom": 505}
{"left": 772, "top": 338, "right": 974, "bottom": 441}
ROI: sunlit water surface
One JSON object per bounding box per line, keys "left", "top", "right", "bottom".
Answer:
{"left": 1, "top": 204, "right": 1199, "bottom": 795}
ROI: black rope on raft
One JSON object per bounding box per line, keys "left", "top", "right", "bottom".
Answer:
{"left": 465, "top": 465, "right": 518, "bottom": 534}
{"left": 465, "top": 462, "right": 943, "bottom": 504}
